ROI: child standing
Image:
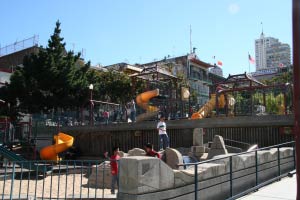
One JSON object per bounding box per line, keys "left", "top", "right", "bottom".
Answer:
{"left": 110, "top": 147, "right": 120, "bottom": 194}
{"left": 157, "top": 116, "right": 169, "bottom": 150}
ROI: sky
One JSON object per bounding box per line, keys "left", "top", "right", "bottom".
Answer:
{"left": 0, "top": 0, "right": 293, "bottom": 76}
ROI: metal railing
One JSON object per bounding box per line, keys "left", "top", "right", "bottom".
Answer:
{"left": 0, "top": 159, "right": 118, "bottom": 199}
{"left": 0, "top": 35, "right": 39, "bottom": 57}
{"left": 179, "top": 141, "right": 295, "bottom": 200}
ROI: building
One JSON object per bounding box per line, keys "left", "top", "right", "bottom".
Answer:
{"left": 266, "top": 42, "right": 291, "bottom": 68}
{"left": 0, "top": 36, "right": 39, "bottom": 87}
{"left": 138, "top": 53, "right": 214, "bottom": 106}
{"left": 255, "top": 33, "right": 278, "bottom": 70}
{"left": 255, "top": 32, "right": 291, "bottom": 70}
{"left": 105, "top": 62, "right": 142, "bottom": 75}
{"left": 251, "top": 66, "right": 291, "bottom": 81}
{"left": 209, "top": 65, "right": 223, "bottom": 77}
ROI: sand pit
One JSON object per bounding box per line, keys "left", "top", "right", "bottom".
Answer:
{"left": 0, "top": 172, "right": 117, "bottom": 199}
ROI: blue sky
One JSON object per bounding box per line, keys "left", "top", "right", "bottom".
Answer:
{"left": 0, "top": 0, "right": 292, "bottom": 76}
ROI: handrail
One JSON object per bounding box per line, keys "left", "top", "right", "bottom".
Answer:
{"left": 177, "top": 141, "right": 295, "bottom": 200}
{"left": 178, "top": 141, "right": 294, "bottom": 167}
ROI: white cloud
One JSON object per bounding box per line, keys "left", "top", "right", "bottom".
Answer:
{"left": 228, "top": 3, "right": 240, "bottom": 15}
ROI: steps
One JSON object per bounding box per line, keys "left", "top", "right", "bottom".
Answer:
{"left": 0, "top": 145, "right": 52, "bottom": 174}
{"left": 0, "top": 145, "right": 26, "bottom": 161}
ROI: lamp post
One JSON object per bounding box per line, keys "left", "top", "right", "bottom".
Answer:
{"left": 89, "top": 84, "right": 94, "bottom": 126}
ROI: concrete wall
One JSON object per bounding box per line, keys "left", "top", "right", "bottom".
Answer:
{"left": 118, "top": 147, "right": 294, "bottom": 200}
{"left": 205, "top": 126, "right": 293, "bottom": 148}
{"left": 0, "top": 46, "right": 38, "bottom": 68}
{"left": 63, "top": 128, "right": 193, "bottom": 156}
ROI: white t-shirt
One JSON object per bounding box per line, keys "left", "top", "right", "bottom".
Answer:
{"left": 157, "top": 121, "right": 167, "bottom": 135}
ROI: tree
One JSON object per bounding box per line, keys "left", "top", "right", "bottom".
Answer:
{"left": 7, "top": 20, "right": 91, "bottom": 114}
{"left": 92, "top": 70, "right": 133, "bottom": 104}
{"left": 263, "top": 71, "right": 293, "bottom": 85}
{"left": 1, "top": 21, "right": 147, "bottom": 120}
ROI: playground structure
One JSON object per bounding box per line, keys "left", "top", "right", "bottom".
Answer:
{"left": 136, "top": 89, "right": 160, "bottom": 121}
{"left": 39, "top": 132, "right": 74, "bottom": 161}
{"left": 191, "top": 73, "right": 293, "bottom": 119}
{"left": 131, "top": 64, "right": 190, "bottom": 120}
{"left": 89, "top": 100, "right": 121, "bottom": 125}
{"left": 191, "top": 94, "right": 225, "bottom": 119}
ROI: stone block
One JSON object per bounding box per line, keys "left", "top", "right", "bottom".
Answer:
{"left": 191, "top": 146, "right": 205, "bottom": 153}
{"left": 88, "top": 161, "right": 111, "bottom": 188}
{"left": 207, "top": 135, "right": 228, "bottom": 159}
{"left": 193, "top": 128, "right": 204, "bottom": 146}
{"left": 119, "top": 156, "right": 174, "bottom": 195}
{"left": 118, "top": 147, "right": 295, "bottom": 200}
{"left": 119, "top": 151, "right": 128, "bottom": 157}
{"left": 128, "top": 148, "right": 146, "bottom": 156}
{"left": 193, "top": 152, "right": 204, "bottom": 157}
{"left": 165, "top": 147, "right": 184, "bottom": 170}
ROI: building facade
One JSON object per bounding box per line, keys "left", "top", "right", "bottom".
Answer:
{"left": 266, "top": 43, "right": 291, "bottom": 68}
{"left": 255, "top": 33, "right": 278, "bottom": 70}
{"left": 209, "top": 65, "right": 223, "bottom": 77}
{"left": 137, "top": 53, "right": 213, "bottom": 106}
{"left": 255, "top": 32, "right": 291, "bottom": 70}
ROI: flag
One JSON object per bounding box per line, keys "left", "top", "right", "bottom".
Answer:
{"left": 217, "top": 61, "right": 223, "bottom": 66}
{"left": 248, "top": 54, "right": 255, "bottom": 64}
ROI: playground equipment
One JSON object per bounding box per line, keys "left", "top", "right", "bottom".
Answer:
{"left": 136, "top": 89, "right": 160, "bottom": 121}
{"left": 191, "top": 73, "right": 292, "bottom": 119}
{"left": 0, "top": 144, "right": 53, "bottom": 174}
{"left": 191, "top": 94, "right": 226, "bottom": 119}
{"left": 40, "top": 132, "right": 74, "bottom": 161}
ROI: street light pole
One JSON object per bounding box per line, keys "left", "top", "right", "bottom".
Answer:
{"left": 89, "top": 84, "right": 94, "bottom": 126}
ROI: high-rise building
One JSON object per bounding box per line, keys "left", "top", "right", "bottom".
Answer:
{"left": 266, "top": 43, "right": 291, "bottom": 68}
{"left": 255, "top": 33, "right": 278, "bottom": 70}
{"left": 254, "top": 32, "right": 291, "bottom": 70}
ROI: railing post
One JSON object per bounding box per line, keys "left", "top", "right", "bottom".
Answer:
{"left": 255, "top": 150, "right": 258, "bottom": 186}
{"left": 9, "top": 162, "right": 16, "bottom": 200}
{"left": 194, "top": 164, "right": 198, "bottom": 200}
{"left": 102, "top": 161, "right": 105, "bottom": 198}
{"left": 95, "top": 162, "right": 98, "bottom": 199}
{"left": 277, "top": 146, "right": 281, "bottom": 177}
{"left": 117, "top": 159, "right": 120, "bottom": 199}
{"left": 230, "top": 156, "right": 233, "bottom": 197}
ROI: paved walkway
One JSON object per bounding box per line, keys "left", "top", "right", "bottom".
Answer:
{"left": 239, "top": 176, "right": 296, "bottom": 200}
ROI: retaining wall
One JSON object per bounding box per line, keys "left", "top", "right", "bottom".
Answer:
{"left": 118, "top": 147, "right": 294, "bottom": 200}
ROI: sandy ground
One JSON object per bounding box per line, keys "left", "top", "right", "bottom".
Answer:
{"left": 0, "top": 172, "right": 117, "bottom": 199}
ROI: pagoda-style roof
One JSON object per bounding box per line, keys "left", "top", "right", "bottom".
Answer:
{"left": 130, "top": 64, "right": 177, "bottom": 83}
{"left": 217, "top": 72, "right": 266, "bottom": 90}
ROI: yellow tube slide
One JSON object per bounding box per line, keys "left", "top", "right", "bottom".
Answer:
{"left": 191, "top": 94, "right": 226, "bottom": 119}
{"left": 40, "top": 132, "right": 74, "bottom": 161}
{"left": 136, "top": 89, "right": 159, "bottom": 112}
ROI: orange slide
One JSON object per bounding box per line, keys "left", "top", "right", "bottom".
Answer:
{"left": 40, "top": 132, "right": 74, "bottom": 161}
{"left": 136, "top": 89, "right": 159, "bottom": 121}
{"left": 191, "top": 94, "right": 225, "bottom": 119}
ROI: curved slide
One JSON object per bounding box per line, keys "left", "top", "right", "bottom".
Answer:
{"left": 191, "top": 94, "right": 226, "bottom": 119}
{"left": 40, "top": 132, "right": 74, "bottom": 161}
{"left": 136, "top": 89, "right": 159, "bottom": 122}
